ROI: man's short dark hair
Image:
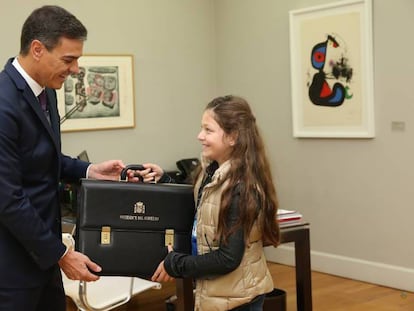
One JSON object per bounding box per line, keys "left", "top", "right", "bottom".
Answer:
{"left": 20, "top": 5, "right": 87, "bottom": 55}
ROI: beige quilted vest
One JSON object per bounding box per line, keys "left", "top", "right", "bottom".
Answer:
{"left": 193, "top": 161, "right": 273, "bottom": 311}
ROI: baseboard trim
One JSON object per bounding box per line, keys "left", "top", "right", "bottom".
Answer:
{"left": 264, "top": 245, "right": 414, "bottom": 292}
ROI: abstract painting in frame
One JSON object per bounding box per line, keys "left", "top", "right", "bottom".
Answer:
{"left": 58, "top": 54, "right": 135, "bottom": 132}
{"left": 289, "top": 0, "right": 374, "bottom": 138}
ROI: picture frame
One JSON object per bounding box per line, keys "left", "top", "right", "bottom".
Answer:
{"left": 289, "top": 0, "right": 374, "bottom": 138}
{"left": 58, "top": 54, "right": 135, "bottom": 132}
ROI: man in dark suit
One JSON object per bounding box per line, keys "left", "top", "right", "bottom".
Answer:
{"left": 0, "top": 6, "right": 131, "bottom": 310}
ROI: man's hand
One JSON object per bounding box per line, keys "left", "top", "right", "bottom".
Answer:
{"left": 88, "top": 160, "right": 125, "bottom": 181}
{"left": 59, "top": 249, "right": 102, "bottom": 282}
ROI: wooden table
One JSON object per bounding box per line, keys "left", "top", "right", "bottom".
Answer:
{"left": 175, "top": 222, "right": 312, "bottom": 311}
{"left": 278, "top": 222, "right": 312, "bottom": 311}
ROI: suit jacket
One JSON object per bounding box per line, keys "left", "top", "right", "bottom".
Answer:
{"left": 0, "top": 58, "right": 89, "bottom": 288}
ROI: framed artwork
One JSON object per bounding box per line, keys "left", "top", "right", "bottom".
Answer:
{"left": 289, "top": 0, "right": 374, "bottom": 138}
{"left": 58, "top": 54, "right": 135, "bottom": 132}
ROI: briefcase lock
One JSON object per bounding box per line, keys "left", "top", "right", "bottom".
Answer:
{"left": 165, "top": 229, "right": 174, "bottom": 247}
{"left": 101, "top": 226, "right": 111, "bottom": 245}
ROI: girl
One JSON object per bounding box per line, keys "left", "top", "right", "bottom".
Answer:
{"left": 146, "top": 95, "right": 280, "bottom": 311}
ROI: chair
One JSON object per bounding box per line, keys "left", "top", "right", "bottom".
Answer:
{"left": 62, "top": 233, "right": 161, "bottom": 311}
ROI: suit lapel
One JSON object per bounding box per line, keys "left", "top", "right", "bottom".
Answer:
{"left": 5, "top": 58, "right": 60, "bottom": 154}
{"left": 21, "top": 85, "right": 60, "bottom": 154}
{"left": 41, "top": 89, "right": 60, "bottom": 150}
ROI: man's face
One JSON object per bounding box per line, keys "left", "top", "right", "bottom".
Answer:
{"left": 39, "top": 37, "right": 84, "bottom": 89}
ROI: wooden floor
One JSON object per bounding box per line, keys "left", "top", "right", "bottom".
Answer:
{"left": 66, "top": 262, "right": 414, "bottom": 310}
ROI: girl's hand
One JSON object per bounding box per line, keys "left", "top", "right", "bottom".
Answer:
{"left": 151, "top": 260, "right": 174, "bottom": 282}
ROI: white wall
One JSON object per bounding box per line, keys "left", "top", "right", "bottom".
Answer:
{"left": 1, "top": 0, "right": 413, "bottom": 292}
{"left": 215, "top": 0, "right": 414, "bottom": 292}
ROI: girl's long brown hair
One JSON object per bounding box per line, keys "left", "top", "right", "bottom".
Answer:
{"left": 198, "top": 95, "right": 280, "bottom": 246}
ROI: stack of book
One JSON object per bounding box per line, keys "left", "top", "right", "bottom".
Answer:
{"left": 277, "top": 209, "right": 303, "bottom": 227}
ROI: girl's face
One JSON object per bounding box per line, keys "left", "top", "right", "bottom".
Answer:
{"left": 197, "top": 110, "right": 234, "bottom": 165}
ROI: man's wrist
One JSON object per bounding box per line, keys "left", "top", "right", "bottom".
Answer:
{"left": 60, "top": 245, "right": 69, "bottom": 260}
{"left": 86, "top": 164, "right": 92, "bottom": 178}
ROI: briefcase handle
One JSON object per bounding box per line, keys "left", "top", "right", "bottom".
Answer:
{"left": 120, "top": 164, "right": 146, "bottom": 181}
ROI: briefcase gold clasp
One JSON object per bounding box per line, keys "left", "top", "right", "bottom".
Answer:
{"left": 165, "top": 229, "right": 174, "bottom": 247}
{"left": 101, "top": 226, "right": 111, "bottom": 245}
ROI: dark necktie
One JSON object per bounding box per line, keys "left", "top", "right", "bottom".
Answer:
{"left": 38, "top": 90, "right": 50, "bottom": 124}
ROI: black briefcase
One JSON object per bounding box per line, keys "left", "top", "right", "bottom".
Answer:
{"left": 75, "top": 174, "right": 195, "bottom": 279}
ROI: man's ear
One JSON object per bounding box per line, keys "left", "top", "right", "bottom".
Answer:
{"left": 31, "top": 40, "right": 44, "bottom": 60}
